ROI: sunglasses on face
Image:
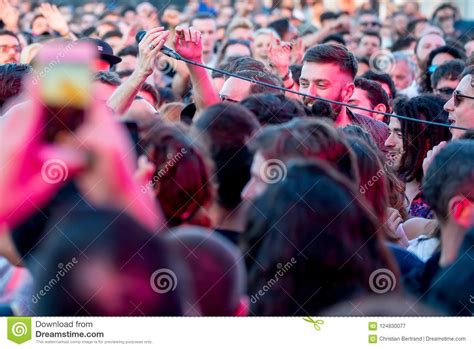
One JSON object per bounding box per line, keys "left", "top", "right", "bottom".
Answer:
{"left": 453, "top": 90, "right": 474, "bottom": 107}
{"left": 437, "top": 87, "right": 455, "bottom": 96}
{"left": 0, "top": 45, "right": 21, "bottom": 54}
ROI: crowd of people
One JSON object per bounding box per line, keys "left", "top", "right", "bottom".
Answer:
{"left": 0, "top": 0, "right": 473, "bottom": 317}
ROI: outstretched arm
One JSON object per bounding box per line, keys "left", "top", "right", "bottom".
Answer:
{"left": 174, "top": 25, "right": 220, "bottom": 110}
{"left": 107, "top": 27, "right": 169, "bottom": 115}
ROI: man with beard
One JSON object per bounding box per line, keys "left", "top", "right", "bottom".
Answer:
{"left": 0, "top": 31, "right": 21, "bottom": 64}
{"left": 299, "top": 44, "right": 388, "bottom": 150}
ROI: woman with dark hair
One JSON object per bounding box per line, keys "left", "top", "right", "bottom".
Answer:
{"left": 393, "top": 94, "right": 451, "bottom": 218}
{"left": 139, "top": 120, "right": 213, "bottom": 227}
{"left": 243, "top": 160, "right": 400, "bottom": 315}
{"left": 419, "top": 45, "right": 467, "bottom": 93}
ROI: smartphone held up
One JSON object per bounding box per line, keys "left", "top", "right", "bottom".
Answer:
{"left": 33, "top": 42, "right": 97, "bottom": 142}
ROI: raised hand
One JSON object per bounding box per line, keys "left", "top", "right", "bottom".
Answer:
{"left": 0, "top": 79, "right": 85, "bottom": 229}
{"left": 268, "top": 37, "right": 292, "bottom": 78}
{"left": 174, "top": 25, "right": 203, "bottom": 63}
{"left": 0, "top": 0, "right": 19, "bottom": 31}
{"left": 39, "top": 3, "right": 69, "bottom": 36}
{"left": 136, "top": 27, "right": 170, "bottom": 77}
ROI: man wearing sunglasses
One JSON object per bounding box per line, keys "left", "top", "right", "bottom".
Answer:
{"left": 0, "top": 30, "right": 21, "bottom": 65}
{"left": 444, "top": 66, "right": 474, "bottom": 139}
{"left": 432, "top": 59, "right": 465, "bottom": 100}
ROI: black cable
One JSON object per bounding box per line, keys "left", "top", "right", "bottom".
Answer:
{"left": 163, "top": 50, "right": 472, "bottom": 132}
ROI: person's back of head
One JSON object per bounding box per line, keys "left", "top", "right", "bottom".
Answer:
{"left": 268, "top": 18, "right": 290, "bottom": 39}
{"left": 33, "top": 210, "right": 183, "bottom": 316}
{"left": 243, "top": 160, "right": 398, "bottom": 315}
{"left": 165, "top": 226, "right": 247, "bottom": 316}
{"left": 140, "top": 119, "right": 213, "bottom": 227}
{"left": 193, "top": 103, "right": 259, "bottom": 211}
{"left": 250, "top": 117, "right": 359, "bottom": 183}
{"left": 240, "top": 93, "right": 306, "bottom": 126}
{"left": 226, "top": 56, "right": 268, "bottom": 74}
{"left": 423, "top": 140, "right": 474, "bottom": 225}
{"left": 0, "top": 63, "right": 31, "bottom": 110}
{"left": 194, "top": 102, "right": 260, "bottom": 149}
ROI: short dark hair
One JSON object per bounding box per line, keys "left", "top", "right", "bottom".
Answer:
{"left": 193, "top": 103, "right": 259, "bottom": 209}
{"left": 0, "top": 30, "right": 20, "bottom": 46}
{"left": 423, "top": 140, "right": 474, "bottom": 222}
{"left": 226, "top": 56, "right": 267, "bottom": 74}
{"left": 117, "top": 45, "right": 138, "bottom": 57}
{"left": 407, "top": 18, "right": 428, "bottom": 34}
{"left": 432, "top": 3, "right": 457, "bottom": 21}
{"left": 268, "top": 18, "right": 290, "bottom": 39}
{"left": 321, "top": 33, "right": 346, "bottom": 46}
{"left": 393, "top": 94, "right": 452, "bottom": 183}
{"left": 0, "top": 63, "right": 31, "bottom": 109}
{"left": 93, "top": 71, "right": 121, "bottom": 86}
{"left": 194, "top": 102, "right": 259, "bottom": 149}
{"left": 362, "top": 71, "right": 397, "bottom": 99}
{"left": 236, "top": 69, "right": 283, "bottom": 95}
{"left": 320, "top": 11, "right": 338, "bottom": 23}
{"left": 431, "top": 59, "right": 465, "bottom": 89}
{"left": 304, "top": 44, "right": 358, "bottom": 79}
{"left": 288, "top": 64, "right": 302, "bottom": 84}
{"left": 421, "top": 45, "right": 467, "bottom": 92}
{"left": 240, "top": 93, "right": 306, "bottom": 125}
{"left": 354, "top": 77, "right": 390, "bottom": 112}
{"left": 360, "top": 31, "right": 382, "bottom": 46}
{"left": 391, "top": 37, "right": 416, "bottom": 52}
{"left": 101, "top": 29, "right": 123, "bottom": 40}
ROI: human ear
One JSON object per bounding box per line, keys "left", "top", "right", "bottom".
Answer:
{"left": 449, "top": 196, "right": 474, "bottom": 228}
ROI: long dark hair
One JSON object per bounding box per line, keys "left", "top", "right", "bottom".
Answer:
{"left": 394, "top": 94, "right": 451, "bottom": 183}
{"left": 242, "top": 160, "right": 399, "bottom": 315}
